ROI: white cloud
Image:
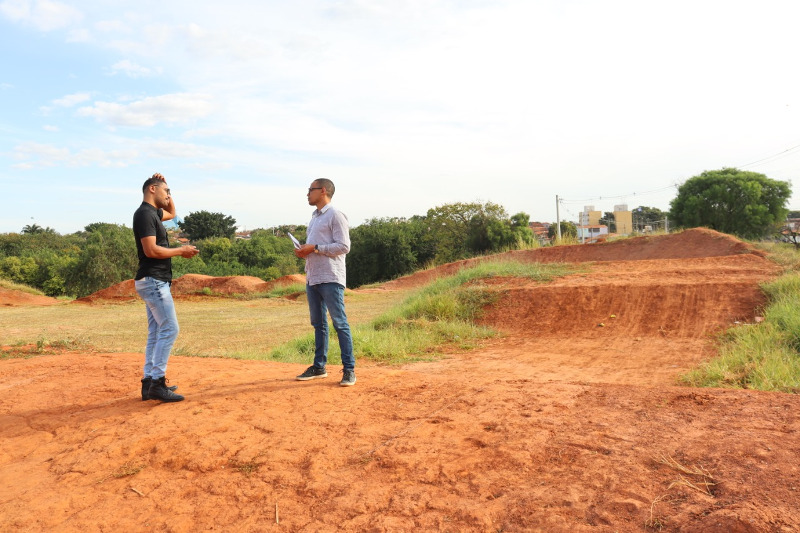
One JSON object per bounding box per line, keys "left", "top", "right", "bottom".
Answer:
{"left": 142, "top": 140, "right": 204, "bottom": 159}
{"left": 71, "top": 147, "right": 138, "bottom": 167}
{"left": 10, "top": 141, "right": 139, "bottom": 168}
{"left": 76, "top": 93, "right": 214, "bottom": 127}
{"left": 52, "top": 92, "right": 91, "bottom": 107}
{"left": 109, "top": 59, "right": 160, "bottom": 78}
{"left": 95, "top": 19, "right": 128, "bottom": 33}
{"left": 66, "top": 27, "right": 90, "bottom": 42}
{"left": 43, "top": 124, "right": 58, "bottom": 131}
{"left": 68, "top": 185, "right": 133, "bottom": 195}
{"left": 0, "top": 0, "right": 83, "bottom": 31}
{"left": 11, "top": 142, "right": 70, "bottom": 166}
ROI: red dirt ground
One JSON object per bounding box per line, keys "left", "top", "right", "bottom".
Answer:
{"left": 0, "top": 288, "right": 60, "bottom": 307}
{"left": 2, "top": 228, "right": 799, "bottom": 532}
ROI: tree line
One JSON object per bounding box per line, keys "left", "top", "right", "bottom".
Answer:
{"left": 1, "top": 201, "right": 535, "bottom": 297}
{"left": 1, "top": 168, "right": 795, "bottom": 297}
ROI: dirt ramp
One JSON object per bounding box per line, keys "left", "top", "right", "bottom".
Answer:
{"left": 382, "top": 228, "right": 762, "bottom": 291}
{"left": 73, "top": 279, "right": 137, "bottom": 303}
{"left": 0, "top": 287, "right": 59, "bottom": 307}
{"left": 482, "top": 251, "right": 777, "bottom": 339}
{"left": 483, "top": 281, "right": 766, "bottom": 339}
{"left": 171, "top": 274, "right": 269, "bottom": 295}
{"left": 507, "top": 227, "right": 763, "bottom": 264}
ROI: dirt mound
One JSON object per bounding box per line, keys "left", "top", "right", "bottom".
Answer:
{"left": 509, "top": 226, "right": 762, "bottom": 263}
{"left": 73, "top": 279, "right": 137, "bottom": 303}
{"left": 0, "top": 287, "right": 60, "bottom": 307}
{"left": 76, "top": 274, "right": 307, "bottom": 303}
{"left": 482, "top": 254, "right": 779, "bottom": 338}
{"left": 172, "top": 274, "right": 270, "bottom": 295}
{"left": 382, "top": 228, "right": 763, "bottom": 290}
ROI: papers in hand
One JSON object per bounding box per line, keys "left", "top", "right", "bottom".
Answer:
{"left": 288, "top": 232, "right": 301, "bottom": 249}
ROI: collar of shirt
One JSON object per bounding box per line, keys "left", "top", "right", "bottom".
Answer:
{"left": 312, "top": 203, "right": 332, "bottom": 217}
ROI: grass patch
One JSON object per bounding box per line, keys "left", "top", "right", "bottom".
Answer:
{"left": 752, "top": 240, "right": 800, "bottom": 270}
{"left": 268, "top": 259, "right": 578, "bottom": 365}
{"left": 1, "top": 337, "right": 92, "bottom": 359}
{"left": 255, "top": 282, "right": 307, "bottom": 299}
{"left": 681, "top": 271, "right": 800, "bottom": 392}
{"left": 0, "top": 278, "right": 46, "bottom": 296}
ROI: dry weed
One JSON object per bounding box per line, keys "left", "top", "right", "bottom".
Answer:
{"left": 656, "top": 453, "right": 716, "bottom": 496}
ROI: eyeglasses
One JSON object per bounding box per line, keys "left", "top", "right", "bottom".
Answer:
{"left": 307, "top": 187, "right": 322, "bottom": 193}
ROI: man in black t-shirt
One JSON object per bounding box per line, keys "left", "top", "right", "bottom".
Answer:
{"left": 133, "top": 173, "right": 198, "bottom": 402}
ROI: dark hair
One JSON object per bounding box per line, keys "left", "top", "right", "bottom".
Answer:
{"left": 142, "top": 174, "right": 164, "bottom": 193}
{"left": 315, "top": 178, "right": 335, "bottom": 198}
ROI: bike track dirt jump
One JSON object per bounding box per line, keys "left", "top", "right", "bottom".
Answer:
{"left": 1, "top": 228, "right": 799, "bottom": 532}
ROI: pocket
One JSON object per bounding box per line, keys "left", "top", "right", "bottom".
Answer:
{"left": 135, "top": 277, "right": 156, "bottom": 298}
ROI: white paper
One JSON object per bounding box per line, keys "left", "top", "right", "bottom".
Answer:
{"left": 288, "top": 232, "right": 301, "bottom": 249}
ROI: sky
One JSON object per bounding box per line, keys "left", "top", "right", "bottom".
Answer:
{"left": 2, "top": 0, "right": 800, "bottom": 234}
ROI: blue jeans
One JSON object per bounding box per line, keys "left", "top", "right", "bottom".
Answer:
{"left": 306, "top": 282, "right": 355, "bottom": 371}
{"left": 135, "top": 277, "right": 179, "bottom": 379}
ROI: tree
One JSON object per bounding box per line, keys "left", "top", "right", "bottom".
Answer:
{"left": 632, "top": 206, "right": 667, "bottom": 232}
{"left": 234, "top": 230, "right": 301, "bottom": 275}
{"left": 64, "top": 224, "right": 137, "bottom": 297}
{"left": 21, "top": 224, "right": 56, "bottom": 235}
{"left": 669, "top": 168, "right": 791, "bottom": 239}
{"left": 547, "top": 221, "right": 577, "bottom": 240}
{"left": 469, "top": 213, "right": 533, "bottom": 253}
{"left": 405, "top": 215, "right": 437, "bottom": 267}
{"left": 348, "top": 218, "right": 418, "bottom": 287}
{"left": 21, "top": 223, "right": 43, "bottom": 234}
{"left": 599, "top": 212, "right": 616, "bottom": 233}
{"left": 426, "top": 201, "right": 511, "bottom": 263}
{"left": 178, "top": 211, "right": 237, "bottom": 240}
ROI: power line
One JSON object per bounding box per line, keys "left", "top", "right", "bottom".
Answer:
{"left": 560, "top": 184, "right": 678, "bottom": 204}
{"left": 737, "top": 143, "right": 800, "bottom": 169}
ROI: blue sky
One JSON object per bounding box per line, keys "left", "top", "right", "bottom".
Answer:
{"left": 2, "top": 0, "right": 799, "bottom": 234}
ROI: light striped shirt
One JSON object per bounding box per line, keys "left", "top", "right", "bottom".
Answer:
{"left": 305, "top": 203, "right": 350, "bottom": 286}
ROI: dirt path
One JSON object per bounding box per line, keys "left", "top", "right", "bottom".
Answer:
{"left": 2, "top": 229, "right": 800, "bottom": 532}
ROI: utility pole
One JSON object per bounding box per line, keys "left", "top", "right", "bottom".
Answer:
{"left": 555, "top": 195, "right": 561, "bottom": 240}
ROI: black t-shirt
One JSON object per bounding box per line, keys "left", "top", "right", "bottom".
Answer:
{"left": 133, "top": 202, "right": 172, "bottom": 282}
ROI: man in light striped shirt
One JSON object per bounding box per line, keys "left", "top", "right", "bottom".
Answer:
{"left": 294, "top": 178, "right": 356, "bottom": 386}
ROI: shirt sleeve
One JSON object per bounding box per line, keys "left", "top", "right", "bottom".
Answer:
{"left": 321, "top": 210, "right": 350, "bottom": 256}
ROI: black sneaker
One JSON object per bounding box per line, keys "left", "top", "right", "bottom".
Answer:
{"left": 340, "top": 369, "right": 356, "bottom": 387}
{"left": 296, "top": 365, "right": 327, "bottom": 381}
